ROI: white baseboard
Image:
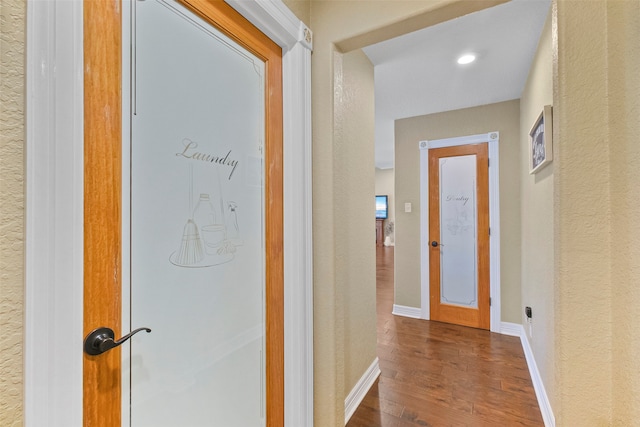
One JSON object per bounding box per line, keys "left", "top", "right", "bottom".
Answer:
{"left": 501, "top": 322, "right": 555, "bottom": 427}
{"left": 392, "top": 304, "right": 422, "bottom": 319}
{"left": 500, "top": 321, "right": 522, "bottom": 337}
{"left": 344, "top": 357, "right": 380, "bottom": 425}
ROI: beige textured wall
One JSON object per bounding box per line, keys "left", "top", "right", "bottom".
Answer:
{"left": 519, "top": 8, "right": 554, "bottom": 410}
{"left": 392, "top": 126, "right": 422, "bottom": 307}
{"left": 609, "top": 1, "right": 640, "bottom": 423}
{"left": 554, "top": 0, "right": 640, "bottom": 424}
{"left": 375, "top": 168, "right": 395, "bottom": 243}
{"left": 555, "top": 0, "right": 609, "bottom": 423}
{"left": 394, "top": 100, "right": 522, "bottom": 323}
{"left": 281, "top": 0, "right": 310, "bottom": 26}
{"left": 308, "top": 2, "right": 502, "bottom": 423}
{"left": 337, "top": 49, "right": 378, "bottom": 398}
{"left": 0, "top": 0, "right": 25, "bottom": 425}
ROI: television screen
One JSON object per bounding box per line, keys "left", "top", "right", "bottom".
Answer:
{"left": 375, "top": 195, "right": 388, "bottom": 219}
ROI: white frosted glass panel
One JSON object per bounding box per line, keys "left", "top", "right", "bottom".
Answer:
{"left": 127, "top": 1, "right": 265, "bottom": 426}
{"left": 439, "top": 155, "right": 478, "bottom": 308}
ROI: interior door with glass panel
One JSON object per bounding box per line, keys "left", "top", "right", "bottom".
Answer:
{"left": 126, "top": 0, "right": 282, "bottom": 425}
{"left": 428, "top": 143, "right": 490, "bottom": 330}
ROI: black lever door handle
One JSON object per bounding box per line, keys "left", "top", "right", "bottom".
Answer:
{"left": 431, "top": 241, "right": 445, "bottom": 247}
{"left": 84, "top": 326, "right": 151, "bottom": 356}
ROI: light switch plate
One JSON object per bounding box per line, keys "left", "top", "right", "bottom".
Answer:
{"left": 404, "top": 202, "right": 412, "bottom": 213}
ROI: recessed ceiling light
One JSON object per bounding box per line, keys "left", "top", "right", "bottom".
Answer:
{"left": 457, "top": 54, "right": 476, "bottom": 65}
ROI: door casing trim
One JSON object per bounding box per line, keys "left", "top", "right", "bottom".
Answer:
{"left": 418, "top": 132, "right": 501, "bottom": 332}
{"left": 24, "top": 1, "right": 313, "bottom": 425}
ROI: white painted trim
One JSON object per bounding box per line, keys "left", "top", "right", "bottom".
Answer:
{"left": 419, "top": 141, "right": 430, "bottom": 320}
{"left": 344, "top": 358, "right": 381, "bottom": 424}
{"left": 424, "top": 132, "right": 496, "bottom": 149}
{"left": 487, "top": 134, "right": 501, "bottom": 331}
{"left": 418, "top": 132, "right": 501, "bottom": 332}
{"left": 392, "top": 304, "right": 422, "bottom": 319}
{"left": 499, "top": 321, "right": 522, "bottom": 337}
{"left": 226, "top": 0, "right": 312, "bottom": 51}
{"left": 25, "top": 1, "right": 313, "bottom": 426}
{"left": 500, "top": 323, "right": 556, "bottom": 427}
{"left": 281, "top": 29, "right": 315, "bottom": 427}
{"left": 24, "top": 1, "right": 84, "bottom": 426}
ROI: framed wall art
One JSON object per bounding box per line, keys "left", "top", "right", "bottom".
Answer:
{"left": 529, "top": 105, "right": 553, "bottom": 174}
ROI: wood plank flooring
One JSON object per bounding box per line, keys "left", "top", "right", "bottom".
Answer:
{"left": 346, "top": 246, "right": 544, "bottom": 427}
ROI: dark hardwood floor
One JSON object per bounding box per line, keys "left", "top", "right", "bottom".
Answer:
{"left": 346, "top": 246, "right": 544, "bottom": 427}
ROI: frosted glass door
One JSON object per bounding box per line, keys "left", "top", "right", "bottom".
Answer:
{"left": 438, "top": 155, "right": 478, "bottom": 308}
{"left": 127, "top": 1, "right": 266, "bottom": 425}
{"left": 428, "top": 143, "right": 490, "bottom": 330}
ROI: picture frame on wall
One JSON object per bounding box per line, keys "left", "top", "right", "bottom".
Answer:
{"left": 529, "top": 105, "right": 553, "bottom": 174}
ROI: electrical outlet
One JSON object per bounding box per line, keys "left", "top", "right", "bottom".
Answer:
{"left": 404, "top": 202, "right": 412, "bottom": 213}
{"left": 525, "top": 306, "right": 532, "bottom": 319}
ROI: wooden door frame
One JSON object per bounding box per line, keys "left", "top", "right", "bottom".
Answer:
{"left": 427, "top": 143, "right": 490, "bottom": 330}
{"left": 418, "top": 132, "right": 501, "bottom": 332}
{"left": 24, "top": 1, "right": 313, "bottom": 426}
{"left": 85, "top": 0, "right": 284, "bottom": 424}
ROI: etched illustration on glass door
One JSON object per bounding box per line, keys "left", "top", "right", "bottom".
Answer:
{"left": 126, "top": 1, "right": 269, "bottom": 425}
{"left": 170, "top": 150, "right": 244, "bottom": 269}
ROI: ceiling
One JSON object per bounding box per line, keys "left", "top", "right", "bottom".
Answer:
{"left": 362, "top": 0, "right": 552, "bottom": 169}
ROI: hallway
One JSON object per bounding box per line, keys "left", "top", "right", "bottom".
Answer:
{"left": 346, "top": 246, "right": 544, "bottom": 426}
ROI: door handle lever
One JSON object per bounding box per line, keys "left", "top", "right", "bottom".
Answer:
{"left": 84, "top": 326, "right": 151, "bottom": 356}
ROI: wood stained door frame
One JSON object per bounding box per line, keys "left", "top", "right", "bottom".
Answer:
{"left": 418, "top": 132, "right": 501, "bottom": 333}
{"left": 24, "top": 1, "right": 313, "bottom": 426}
{"left": 85, "top": 0, "right": 283, "bottom": 424}
{"left": 428, "top": 143, "right": 490, "bottom": 329}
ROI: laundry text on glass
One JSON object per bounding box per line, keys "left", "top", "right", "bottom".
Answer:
{"left": 176, "top": 138, "right": 240, "bottom": 180}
